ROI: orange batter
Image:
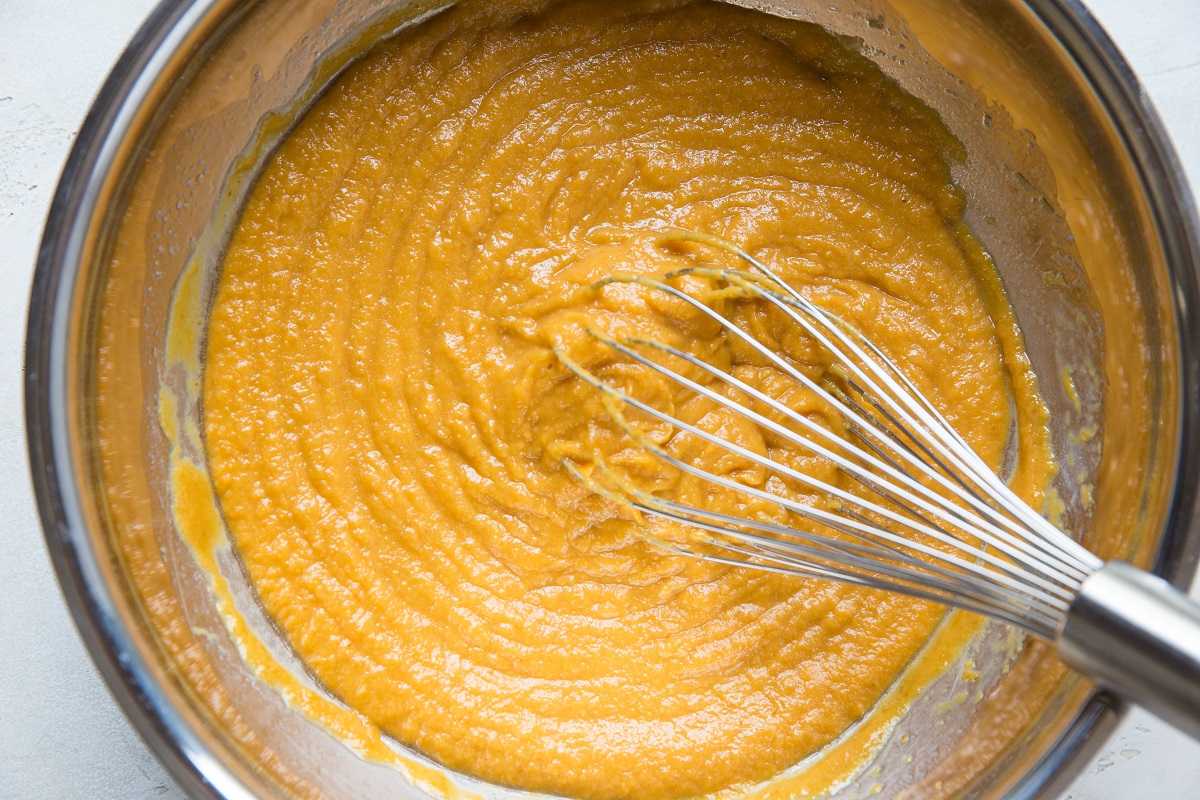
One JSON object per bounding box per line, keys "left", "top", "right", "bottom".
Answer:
{"left": 202, "top": 1, "right": 1054, "bottom": 797}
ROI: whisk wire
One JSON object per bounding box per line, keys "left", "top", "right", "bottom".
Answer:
{"left": 665, "top": 232, "right": 1100, "bottom": 578}
{"left": 565, "top": 454, "right": 1061, "bottom": 635}
{"left": 585, "top": 279, "right": 1085, "bottom": 598}
{"left": 724, "top": 244, "right": 1099, "bottom": 575}
{"left": 556, "top": 346, "right": 1075, "bottom": 626}
{"left": 677, "top": 260, "right": 1098, "bottom": 582}
{"left": 616, "top": 447, "right": 1062, "bottom": 635}
{"left": 557, "top": 233, "right": 1104, "bottom": 640}
{"left": 630, "top": 485, "right": 1064, "bottom": 633}
{"left": 604, "top": 330, "right": 1080, "bottom": 591}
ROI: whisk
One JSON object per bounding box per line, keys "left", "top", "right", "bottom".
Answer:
{"left": 556, "top": 231, "right": 1200, "bottom": 740}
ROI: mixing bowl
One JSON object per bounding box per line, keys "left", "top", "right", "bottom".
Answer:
{"left": 25, "top": 0, "right": 1200, "bottom": 798}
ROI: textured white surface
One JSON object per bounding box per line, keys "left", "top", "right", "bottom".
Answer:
{"left": 1, "top": 1, "right": 1198, "bottom": 798}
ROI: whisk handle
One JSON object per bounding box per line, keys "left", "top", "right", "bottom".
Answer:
{"left": 1058, "top": 561, "right": 1200, "bottom": 741}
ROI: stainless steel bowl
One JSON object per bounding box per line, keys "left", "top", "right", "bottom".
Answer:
{"left": 26, "top": 0, "right": 1200, "bottom": 798}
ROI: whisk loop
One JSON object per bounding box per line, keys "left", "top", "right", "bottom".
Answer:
{"left": 554, "top": 232, "right": 1100, "bottom": 641}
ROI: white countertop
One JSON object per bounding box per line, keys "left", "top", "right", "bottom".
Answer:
{"left": 2, "top": 1, "right": 1199, "bottom": 798}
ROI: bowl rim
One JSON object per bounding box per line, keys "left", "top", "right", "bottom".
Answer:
{"left": 24, "top": 0, "right": 1200, "bottom": 798}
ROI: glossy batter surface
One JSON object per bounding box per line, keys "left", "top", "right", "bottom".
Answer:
{"left": 204, "top": 1, "right": 1052, "bottom": 797}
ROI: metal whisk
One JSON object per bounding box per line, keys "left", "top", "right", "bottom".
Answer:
{"left": 556, "top": 231, "right": 1200, "bottom": 740}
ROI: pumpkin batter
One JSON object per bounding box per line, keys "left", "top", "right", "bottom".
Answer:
{"left": 203, "top": 1, "right": 1053, "bottom": 798}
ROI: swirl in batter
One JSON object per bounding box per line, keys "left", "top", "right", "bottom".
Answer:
{"left": 203, "top": 1, "right": 1053, "bottom": 797}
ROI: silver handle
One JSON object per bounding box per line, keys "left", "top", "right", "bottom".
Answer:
{"left": 1057, "top": 560, "right": 1200, "bottom": 740}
